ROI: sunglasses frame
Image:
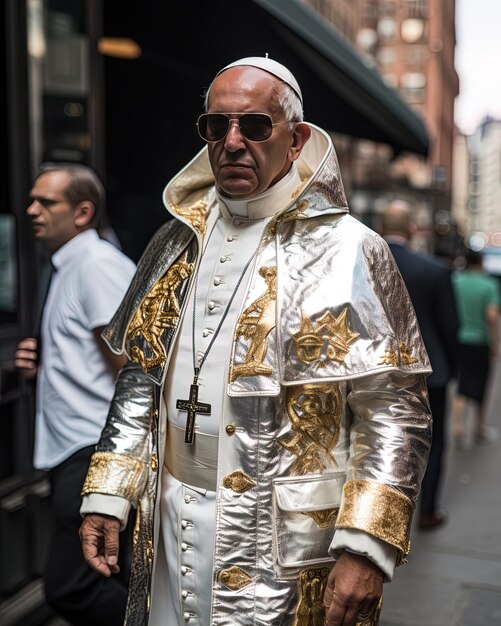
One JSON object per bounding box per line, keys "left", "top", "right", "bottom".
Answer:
{"left": 196, "top": 112, "right": 295, "bottom": 143}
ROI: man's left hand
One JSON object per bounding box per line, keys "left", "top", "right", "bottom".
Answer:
{"left": 323, "top": 552, "right": 383, "bottom": 625}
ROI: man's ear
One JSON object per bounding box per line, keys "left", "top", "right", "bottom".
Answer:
{"left": 289, "top": 122, "right": 311, "bottom": 162}
{"left": 74, "top": 201, "right": 95, "bottom": 228}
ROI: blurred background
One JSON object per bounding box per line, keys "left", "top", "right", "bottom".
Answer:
{"left": 0, "top": 1, "right": 500, "bottom": 624}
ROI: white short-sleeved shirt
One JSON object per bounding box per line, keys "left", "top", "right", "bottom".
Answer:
{"left": 34, "top": 229, "right": 136, "bottom": 470}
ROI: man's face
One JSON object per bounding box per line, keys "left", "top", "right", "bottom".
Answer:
{"left": 27, "top": 171, "right": 79, "bottom": 252}
{"left": 206, "top": 67, "right": 307, "bottom": 199}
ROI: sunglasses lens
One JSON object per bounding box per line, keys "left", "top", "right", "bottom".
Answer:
{"left": 197, "top": 113, "right": 275, "bottom": 142}
{"left": 198, "top": 114, "right": 229, "bottom": 142}
{"left": 239, "top": 114, "right": 273, "bottom": 141}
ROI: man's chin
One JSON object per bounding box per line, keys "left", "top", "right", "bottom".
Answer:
{"left": 218, "top": 180, "right": 258, "bottom": 199}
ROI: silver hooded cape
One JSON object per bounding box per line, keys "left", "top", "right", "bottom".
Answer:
{"left": 82, "top": 125, "right": 432, "bottom": 626}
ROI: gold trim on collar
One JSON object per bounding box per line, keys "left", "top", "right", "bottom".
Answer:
{"left": 171, "top": 199, "right": 210, "bottom": 237}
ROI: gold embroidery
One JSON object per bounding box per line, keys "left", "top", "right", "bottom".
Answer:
{"left": 400, "top": 342, "right": 418, "bottom": 365}
{"left": 294, "top": 567, "right": 330, "bottom": 626}
{"left": 133, "top": 504, "right": 141, "bottom": 545}
{"left": 222, "top": 471, "right": 257, "bottom": 493}
{"left": 336, "top": 479, "right": 413, "bottom": 559}
{"left": 127, "top": 255, "right": 194, "bottom": 372}
{"left": 292, "top": 308, "right": 359, "bottom": 366}
{"left": 269, "top": 198, "right": 308, "bottom": 235}
{"left": 378, "top": 349, "right": 398, "bottom": 367}
{"left": 230, "top": 266, "right": 276, "bottom": 382}
{"left": 172, "top": 199, "right": 210, "bottom": 236}
{"left": 146, "top": 539, "right": 154, "bottom": 561}
{"left": 81, "top": 452, "right": 145, "bottom": 500}
{"left": 378, "top": 342, "right": 417, "bottom": 367}
{"left": 302, "top": 508, "right": 338, "bottom": 529}
{"left": 219, "top": 566, "right": 253, "bottom": 590}
{"left": 278, "top": 383, "right": 342, "bottom": 475}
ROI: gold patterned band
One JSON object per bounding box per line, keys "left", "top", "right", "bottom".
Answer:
{"left": 335, "top": 479, "right": 413, "bottom": 559}
{"left": 81, "top": 451, "right": 147, "bottom": 502}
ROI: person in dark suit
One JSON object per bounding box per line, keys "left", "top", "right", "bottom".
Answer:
{"left": 381, "top": 201, "right": 458, "bottom": 530}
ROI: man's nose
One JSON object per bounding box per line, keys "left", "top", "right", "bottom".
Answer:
{"left": 27, "top": 201, "right": 40, "bottom": 216}
{"left": 224, "top": 119, "right": 246, "bottom": 151}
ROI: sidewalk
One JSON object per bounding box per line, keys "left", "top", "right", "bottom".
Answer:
{"left": 380, "top": 360, "right": 501, "bottom": 626}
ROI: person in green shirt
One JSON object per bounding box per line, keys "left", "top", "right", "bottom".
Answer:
{"left": 452, "top": 250, "right": 501, "bottom": 445}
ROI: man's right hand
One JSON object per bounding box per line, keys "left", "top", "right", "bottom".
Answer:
{"left": 80, "top": 514, "right": 121, "bottom": 577}
{"left": 15, "top": 338, "right": 38, "bottom": 379}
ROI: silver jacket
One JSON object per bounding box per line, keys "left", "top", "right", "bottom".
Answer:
{"left": 82, "top": 126, "right": 432, "bottom": 626}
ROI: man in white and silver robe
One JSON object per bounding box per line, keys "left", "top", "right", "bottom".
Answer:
{"left": 79, "top": 57, "right": 432, "bottom": 626}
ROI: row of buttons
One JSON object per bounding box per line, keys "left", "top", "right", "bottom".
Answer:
{"left": 181, "top": 498, "right": 197, "bottom": 623}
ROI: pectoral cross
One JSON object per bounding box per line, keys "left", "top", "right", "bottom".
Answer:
{"left": 176, "top": 370, "right": 211, "bottom": 445}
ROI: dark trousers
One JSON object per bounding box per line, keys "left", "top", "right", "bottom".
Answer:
{"left": 44, "top": 446, "right": 131, "bottom": 626}
{"left": 420, "top": 387, "right": 447, "bottom": 516}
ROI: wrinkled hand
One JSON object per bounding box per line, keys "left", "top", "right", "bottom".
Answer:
{"left": 324, "top": 552, "right": 383, "bottom": 625}
{"left": 80, "top": 514, "right": 121, "bottom": 577}
{"left": 15, "top": 338, "right": 38, "bottom": 379}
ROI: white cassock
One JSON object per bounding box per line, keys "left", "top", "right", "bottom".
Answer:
{"left": 149, "top": 166, "right": 303, "bottom": 626}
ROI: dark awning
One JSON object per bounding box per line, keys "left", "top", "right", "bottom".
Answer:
{"left": 250, "top": 0, "right": 429, "bottom": 155}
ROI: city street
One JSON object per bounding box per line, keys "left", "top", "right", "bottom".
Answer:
{"left": 381, "top": 360, "right": 501, "bottom": 626}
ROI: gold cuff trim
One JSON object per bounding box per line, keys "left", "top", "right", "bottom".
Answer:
{"left": 81, "top": 451, "right": 147, "bottom": 501}
{"left": 335, "top": 480, "right": 413, "bottom": 559}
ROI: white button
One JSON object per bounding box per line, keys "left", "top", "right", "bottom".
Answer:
{"left": 214, "top": 277, "right": 221, "bottom": 286}
{"left": 181, "top": 542, "right": 188, "bottom": 551}
{"left": 185, "top": 494, "right": 196, "bottom": 504}
{"left": 182, "top": 590, "right": 189, "bottom": 599}
{"left": 202, "top": 329, "right": 210, "bottom": 337}
{"left": 220, "top": 256, "right": 227, "bottom": 263}
{"left": 181, "top": 566, "right": 189, "bottom": 575}
{"left": 233, "top": 219, "right": 241, "bottom": 225}
{"left": 184, "top": 612, "right": 191, "bottom": 621}
{"left": 208, "top": 301, "right": 215, "bottom": 310}
{"left": 227, "top": 234, "right": 234, "bottom": 242}
{"left": 181, "top": 519, "right": 188, "bottom": 529}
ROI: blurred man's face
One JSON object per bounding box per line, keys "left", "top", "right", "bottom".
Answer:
{"left": 206, "top": 66, "right": 309, "bottom": 199}
{"left": 27, "top": 171, "right": 79, "bottom": 252}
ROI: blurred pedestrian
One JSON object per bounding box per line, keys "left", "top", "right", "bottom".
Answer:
{"left": 382, "top": 201, "right": 458, "bottom": 530}
{"left": 452, "top": 249, "right": 501, "bottom": 446}
{"left": 14, "top": 163, "right": 135, "bottom": 626}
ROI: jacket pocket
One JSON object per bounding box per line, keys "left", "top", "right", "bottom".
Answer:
{"left": 272, "top": 472, "right": 346, "bottom": 570}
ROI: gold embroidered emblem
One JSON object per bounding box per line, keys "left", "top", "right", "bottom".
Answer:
{"left": 302, "top": 508, "right": 338, "bottom": 529}
{"left": 292, "top": 307, "right": 359, "bottom": 366}
{"left": 172, "top": 199, "right": 210, "bottom": 236}
{"left": 230, "top": 266, "right": 276, "bottom": 382}
{"left": 222, "top": 471, "right": 257, "bottom": 493}
{"left": 219, "top": 566, "right": 253, "bottom": 590}
{"left": 127, "top": 255, "right": 194, "bottom": 372}
{"left": 278, "top": 383, "right": 342, "bottom": 475}
{"left": 294, "top": 567, "right": 330, "bottom": 626}
{"left": 378, "top": 342, "right": 417, "bottom": 367}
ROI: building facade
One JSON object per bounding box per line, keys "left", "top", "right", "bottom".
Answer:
{"left": 304, "top": 0, "right": 460, "bottom": 254}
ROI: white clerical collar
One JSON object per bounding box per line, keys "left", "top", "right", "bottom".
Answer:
{"left": 51, "top": 229, "right": 99, "bottom": 271}
{"left": 217, "top": 165, "right": 301, "bottom": 220}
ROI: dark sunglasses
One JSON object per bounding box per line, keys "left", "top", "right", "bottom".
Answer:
{"left": 196, "top": 113, "right": 294, "bottom": 143}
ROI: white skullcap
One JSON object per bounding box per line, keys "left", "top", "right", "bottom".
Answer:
{"left": 214, "top": 56, "right": 303, "bottom": 104}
